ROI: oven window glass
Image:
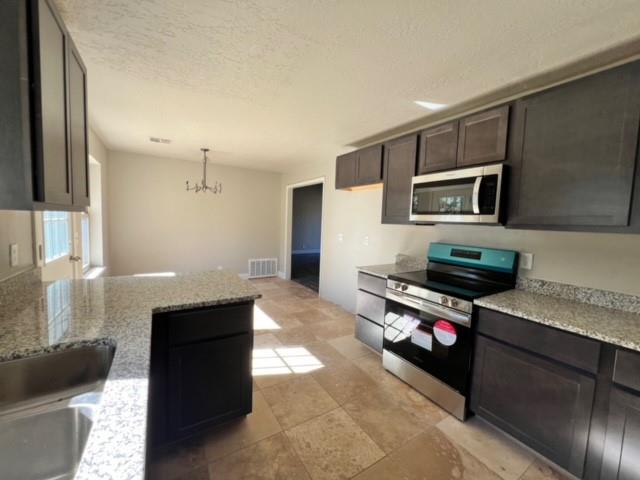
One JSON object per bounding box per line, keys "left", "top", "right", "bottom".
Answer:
{"left": 384, "top": 299, "right": 472, "bottom": 394}
{"left": 412, "top": 178, "right": 476, "bottom": 215}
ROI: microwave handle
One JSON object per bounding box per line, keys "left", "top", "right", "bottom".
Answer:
{"left": 472, "top": 176, "right": 482, "bottom": 214}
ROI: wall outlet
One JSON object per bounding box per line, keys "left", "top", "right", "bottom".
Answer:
{"left": 337, "top": 233, "right": 344, "bottom": 243}
{"left": 363, "top": 235, "right": 369, "bottom": 246}
{"left": 519, "top": 252, "right": 534, "bottom": 270}
{"left": 10, "top": 244, "right": 18, "bottom": 267}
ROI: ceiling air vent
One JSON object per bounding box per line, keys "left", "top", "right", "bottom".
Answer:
{"left": 149, "top": 137, "right": 171, "bottom": 144}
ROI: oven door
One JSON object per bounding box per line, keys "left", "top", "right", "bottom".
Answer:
{"left": 410, "top": 164, "right": 503, "bottom": 224}
{"left": 383, "top": 292, "right": 473, "bottom": 394}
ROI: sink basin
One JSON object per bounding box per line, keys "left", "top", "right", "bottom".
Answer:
{"left": 0, "top": 344, "right": 115, "bottom": 480}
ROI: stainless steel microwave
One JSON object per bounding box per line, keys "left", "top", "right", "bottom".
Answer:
{"left": 410, "top": 164, "right": 504, "bottom": 224}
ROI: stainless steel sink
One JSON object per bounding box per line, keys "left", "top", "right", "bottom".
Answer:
{"left": 0, "top": 344, "right": 115, "bottom": 480}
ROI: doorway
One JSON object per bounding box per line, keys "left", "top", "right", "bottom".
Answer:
{"left": 290, "top": 183, "right": 323, "bottom": 291}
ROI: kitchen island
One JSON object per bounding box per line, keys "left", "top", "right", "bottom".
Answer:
{"left": 0, "top": 270, "right": 260, "bottom": 480}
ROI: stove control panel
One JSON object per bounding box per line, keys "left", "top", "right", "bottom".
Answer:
{"left": 386, "top": 279, "right": 473, "bottom": 314}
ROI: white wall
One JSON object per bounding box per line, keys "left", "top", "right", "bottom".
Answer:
{"left": 88, "top": 129, "right": 110, "bottom": 269}
{"left": 0, "top": 210, "right": 34, "bottom": 281}
{"left": 107, "top": 151, "right": 281, "bottom": 276}
{"left": 280, "top": 157, "right": 640, "bottom": 313}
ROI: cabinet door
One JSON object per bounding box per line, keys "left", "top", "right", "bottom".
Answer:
{"left": 457, "top": 105, "right": 509, "bottom": 167}
{"left": 356, "top": 144, "right": 383, "bottom": 185}
{"left": 508, "top": 62, "right": 640, "bottom": 228}
{"left": 471, "top": 335, "right": 595, "bottom": 477}
{"left": 68, "top": 43, "right": 89, "bottom": 207}
{"left": 167, "top": 333, "right": 252, "bottom": 438}
{"left": 32, "top": 0, "right": 72, "bottom": 205}
{"left": 418, "top": 121, "right": 458, "bottom": 174}
{"left": 381, "top": 134, "right": 418, "bottom": 224}
{"left": 601, "top": 387, "right": 640, "bottom": 480}
{"left": 335, "top": 152, "right": 357, "bottom": 189}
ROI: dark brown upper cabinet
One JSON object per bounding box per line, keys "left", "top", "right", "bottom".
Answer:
{"left": 457, "top": 105, "right": 510, "bottom": 167}
{"left": 508, "top": 61, "right": 640, "bottom": 229}
{"left": 68, "top": 41, "right": 90, "bottom": 207}
{"left": 335, "top": 144, "right": 383, "bottom": 190}
{"left": 335, "top": 151, "right": 357, "bottom": 189}
{"left": 0, "top": 0, "right": 34, "bottom": 210}
{"left": 417, "top": 121, "right": 458, "bottom": 174}
{"left": 31, "top": 0, "right": 72, "bottom": 206}
{"left": 355, "top": 144, "right": 383, "bottom": 185}
{"left": 0, "top": 0, "right": 90, "bottom": 211}
{"left": 381, "top": 134, "right": 418, "bottom": 224}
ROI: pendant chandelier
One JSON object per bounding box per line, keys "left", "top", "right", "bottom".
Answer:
{"left": 186, "top": 148, "right": 222, "bottom": 194}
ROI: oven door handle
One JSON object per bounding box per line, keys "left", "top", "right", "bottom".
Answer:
{"left": 472, "top": 176, "right": 482, "bottom": 214}
{"left": 386, "top": 290, "right": 471, "bottom": 327}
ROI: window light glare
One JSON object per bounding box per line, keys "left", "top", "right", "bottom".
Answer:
{"left": 415, "top": 101, "right": 447, "bottom": 111}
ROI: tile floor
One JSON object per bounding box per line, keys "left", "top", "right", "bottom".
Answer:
{"left": 148, "top": 277, "right": 574, "bottom": 480}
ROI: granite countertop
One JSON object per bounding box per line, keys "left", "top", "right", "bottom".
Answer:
{"left": 357, "top": 255, "right": 428, "bottom": 279}
{"left": 0, "top": 270, "right": 260, "bottom": 479}
{"left": 356, "top": 263, "right": 416, "bottom": 279}
{"left": 475, "top": 289, "right": 640, "bottom": 352}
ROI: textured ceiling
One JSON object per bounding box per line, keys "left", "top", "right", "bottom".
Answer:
{"left": 55, "top": 0, "right": 640, "bottom": 171}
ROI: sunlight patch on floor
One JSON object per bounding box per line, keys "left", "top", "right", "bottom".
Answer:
{"left": 253, "top": 305, "right": 281, "bottom": 331}
{"left": 252, "top": 347, "right": 324, "bottom": 376}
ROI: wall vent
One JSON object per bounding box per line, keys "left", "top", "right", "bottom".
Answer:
{"left": 248, "top": 258, "right": 278, "bottom": 279}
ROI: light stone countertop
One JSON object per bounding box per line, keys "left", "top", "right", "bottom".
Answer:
{"left": 357, "top": 254, "right": 428, "bottom": 279}
{"left": 475, "top": 289, "right": 640, "bottom": 352}
{"left": 0, "top": 270, "right": 260, "bottom": 480}
{"left": 356, "top": 263, "right": 418, "bottom": 279}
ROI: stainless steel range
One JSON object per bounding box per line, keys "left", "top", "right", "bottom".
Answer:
{"left": 383, "top": 242, "right": 518, "bottom": 420}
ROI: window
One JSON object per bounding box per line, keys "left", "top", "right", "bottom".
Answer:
{"left": 81, "top": 213, "right": 90, "bottom": 271}
{"left": 43, "top": 211, "right": 71, "bottom": 263}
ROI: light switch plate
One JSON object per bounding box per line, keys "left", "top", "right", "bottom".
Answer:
{"left": 10, "top": 244, "right": 18, "bottom": 267}
{"left": 337, "top": 233, "right": 344, "bottom": 243}
{"left": 363, "top": 235, "right": 369, "bottom": 246}
{"left": 519, "top": 252, "right": 534, "bottom": 270}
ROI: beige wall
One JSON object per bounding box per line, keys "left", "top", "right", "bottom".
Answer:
{"left": 107, "top": 151, "right": 281, "bottom": 276}
{"left": 280, "top": 157, "right": 640, "bottom": 313}
{"left": 88, "top": 129, "right": 110, "bottom": 269}
{"left": 0, "top": 210, "right": 34, "bottom": 282}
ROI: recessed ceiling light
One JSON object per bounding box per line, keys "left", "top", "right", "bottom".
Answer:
{"left": 149, "top": 137, "right": 171, "bottom": 144}
{"left": 415, "top": 101, "right": 447, "bottom": 111}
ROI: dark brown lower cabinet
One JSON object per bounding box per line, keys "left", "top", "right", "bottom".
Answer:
{"left": 149, "top": 302, "right": 253, "bottom": 446}
{"left": 600, "top": 387, "right": 640, "bottom": 480}
{"left": 167, "top": 333, "right": 252, "bottom": 439}
{"left": 471, "top": 335, "right": 595, "bottom": 477}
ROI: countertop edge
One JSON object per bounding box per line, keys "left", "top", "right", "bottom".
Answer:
{"left": 474, "top": 293, "right": 640, "bottom": 353}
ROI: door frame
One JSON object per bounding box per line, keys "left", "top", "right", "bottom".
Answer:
{"left": 282, "top": 177, "right": 325, "bottom": 285}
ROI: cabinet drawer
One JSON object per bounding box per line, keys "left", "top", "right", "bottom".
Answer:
{"left": 357, "top": 272, "right": 386, "bottom": 297}
{"left": 166, "top": 302, "right": 253, "bottom": 347}
{"left": 357, "top": 290, "right": 385, "bottom": 326}
{"left": 477, "top": 308, "right": 601, "bottom": 374}
{"left": 613, "top": 349, "right": 640, "bottom": 393}
{"left": 355, "top": 315, "right": 383, "bottom": 353}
